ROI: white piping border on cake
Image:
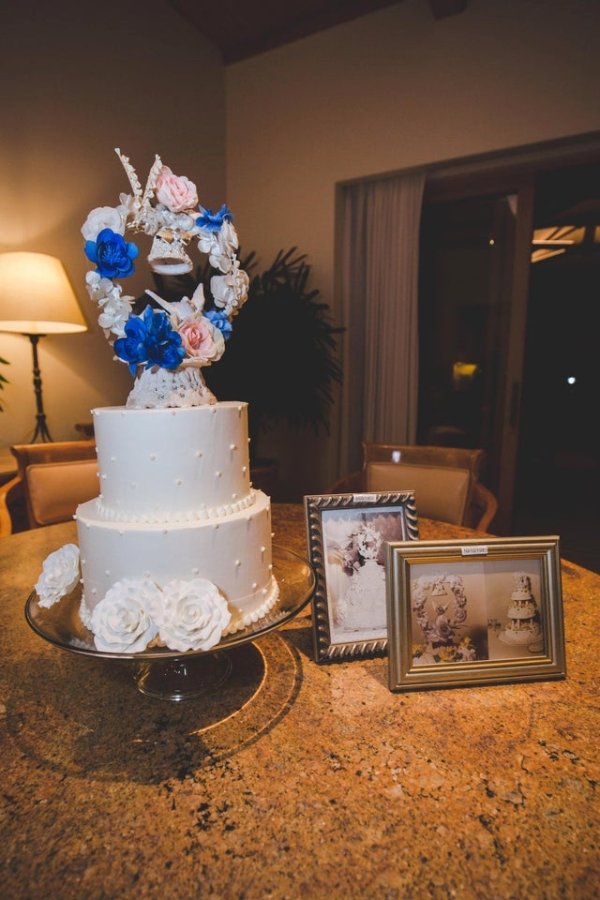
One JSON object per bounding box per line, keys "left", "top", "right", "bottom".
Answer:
{"left": 221, "top": 575, "right": 280, "bottom": 635}
{"left": 93, "top": 489, "right": 256, "bottom": 523}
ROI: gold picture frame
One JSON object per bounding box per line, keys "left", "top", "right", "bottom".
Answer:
{"left": 305, "top": 491, "right": 419, "bottom": 662}
{"left": 386, "top": 536, "right": 566, "bottom": 692}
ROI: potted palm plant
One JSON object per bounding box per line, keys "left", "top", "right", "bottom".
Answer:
{"left": 205, "top": 248, "right": 342, "bottom": 452}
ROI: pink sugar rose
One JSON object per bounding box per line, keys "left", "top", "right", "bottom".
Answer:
{"left": 178, "top": 317, "right": 221, "bottom": 363}
{"left": 155, "top": 166, "right": 198, "bottom": 213}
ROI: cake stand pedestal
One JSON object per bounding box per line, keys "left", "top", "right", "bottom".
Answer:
{"left": 134, "top": 653, "right": 234, "bottom": 701}
{"left": 25, "top": 546, "right": 315, "bottom": 702}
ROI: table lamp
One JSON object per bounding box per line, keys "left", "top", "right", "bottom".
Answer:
{"left": 0, "top": 251, "right": 87, "bottom": 442}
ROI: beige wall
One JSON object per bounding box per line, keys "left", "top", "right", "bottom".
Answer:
{"left": 0, "top": 0, "right": 225, "bottom": 446}
{"left": 226, "top": 0, "right": 600, "bottom": 495}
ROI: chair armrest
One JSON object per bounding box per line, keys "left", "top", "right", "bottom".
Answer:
{"left": 0, "top": 475, "right": 22, "bottom": 537}
{"left": 469, "top": 481, "right": 498, "bottom": 533}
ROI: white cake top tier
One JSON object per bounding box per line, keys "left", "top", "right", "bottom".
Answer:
{"left": 93, "top": 402, "right": 253, "bottom": 522}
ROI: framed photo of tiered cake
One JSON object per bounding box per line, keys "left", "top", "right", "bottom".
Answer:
{"left": 304, "top": 491, "right": 419, "bottom": 662}
{"left": 386, "top": 536, "right": 566, "bottom": 692}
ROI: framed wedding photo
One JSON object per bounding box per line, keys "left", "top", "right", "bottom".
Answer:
{"left": 305, "top": 491, "right": 419, "bottom": 662}
{"left": 386, "top": 536, "right": 566, "bottom": 692}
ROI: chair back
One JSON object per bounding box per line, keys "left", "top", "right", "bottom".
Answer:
{"left": 327, "top": 442, "right": 497, "bottom": 531}
{"left": 364, "top": 460, "right": 472, "bottom": 526}
{"left": 9, "top": 440, "right": 98, "bottom": 530}
{"left": 363, "top": 442, "right": 485, "bottom": 480}
{"left": 26, "top": 458, "right": 99, "bottom": 527}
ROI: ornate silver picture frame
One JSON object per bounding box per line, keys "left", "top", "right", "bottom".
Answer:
{"left": 386, "top": 536, "right": 566, "bottom": 692}
{"left": 304, "top": 491, "right": 419, "bottom": 662}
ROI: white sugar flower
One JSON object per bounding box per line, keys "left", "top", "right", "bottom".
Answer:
{"left": 81, "top": 205, "right": 125, "bottom": 241}
{"left": 35, "top": 544, "right": 80, "bottom": 608}
{"left": 211, "top": 262, "right": 249, "bottom": 316}
{"left": 156, "top": 578, "right": 231, "bottom": 652}
{"left": 98, "top": 293, "right": 134, "bottom": 337}
{"left": 86, "top": 270, "right": 120, "bottom": 304}
{"left": 90, "top": 578, "right": 161, "bottom": 653}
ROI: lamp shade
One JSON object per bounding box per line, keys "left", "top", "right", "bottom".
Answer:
{"left": 0, "top": 251, "right": 87, "bottom": 334}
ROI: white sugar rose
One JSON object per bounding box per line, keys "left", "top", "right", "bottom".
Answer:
{"left": 81, "top": 206, "right": 125, "bottom": 241}
{"left": 35, "top": 544, "right": 80, "bottom": 608}
{"left": 90, "top": 578, "right": 161, "bottom": 653}
{"left": 156, "top": 578, "right": 231, "bottom": 652}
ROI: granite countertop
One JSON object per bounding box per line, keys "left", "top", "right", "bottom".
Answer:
{"left": 0, "top": 505, "right": 598, "bottom": 898}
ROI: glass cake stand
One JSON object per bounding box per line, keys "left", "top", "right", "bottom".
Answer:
{"left": 25, "top": 546, "right": 315, "bottom": 702}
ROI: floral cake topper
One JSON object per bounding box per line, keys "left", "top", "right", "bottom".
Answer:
{"left": 81, "top": 149, "right": 249, "bottom": 407}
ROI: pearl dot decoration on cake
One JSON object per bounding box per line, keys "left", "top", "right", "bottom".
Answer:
{"left": 150, "top": 453, "right": 157, "bottom": 461}
{"left": 235, "top": 560, "right": 241, "bottom": 567}
{"left": 195, "top": 450, "right": 203, "bottom": 458}
{"left": 229, "top": 443, "right": 236, "bottom": 451}
{"left": 105, "top": 569, "right": 110, "bottom": 576}
{"left": 242, "top": 465, "right": 247, "bottom": 474}
{"left": 110, "top": 455, "right": 116, "bottom": 462}
{"left": 192, "top": 567, "right": 199, "bottom": 575}
{"left": 252, "top": 582, "right": 258, "bottom": 590}
{"left": 176, "top": 478, "right": 182, "bottom": 486}
{"left": 216, "top": 471, "right": 222, "bottom": 478}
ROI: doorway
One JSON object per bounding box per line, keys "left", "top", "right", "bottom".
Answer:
{"left": 418, "top": 175, "right": 533, "bottom": 533}
{"left": 513, "top": 161, "right": 600, "bottom": 572}
{"left": 418, "top": 151, "right": 600, "bottom": 569}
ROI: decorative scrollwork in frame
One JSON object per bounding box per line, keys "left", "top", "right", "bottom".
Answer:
{"left": 304, "top": 491, "right": 419, "bottom": 663}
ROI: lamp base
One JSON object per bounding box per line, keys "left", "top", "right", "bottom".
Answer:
{"left": 27, "top": 334, "right": 53, "bottom": 443}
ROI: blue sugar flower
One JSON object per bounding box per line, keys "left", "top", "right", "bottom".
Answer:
{"left": 114, "top": 306, "right": 185, "bottom": 375}
{"left": 85, "top": 228, "right": 139, "bottom": 279}
{"left": 204, "top": 309, "right": 233, "bottom": 340}
{"left": 195, "top": 204, "right": 233, "bottom": 233}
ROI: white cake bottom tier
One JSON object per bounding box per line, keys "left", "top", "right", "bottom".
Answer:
{"left": 76, "top": 490, "right": 276, "bottom": 635}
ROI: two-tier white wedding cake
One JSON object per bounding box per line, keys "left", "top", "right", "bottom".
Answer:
{"left": 35, "top": 150, "right": 278, "bottom": 653}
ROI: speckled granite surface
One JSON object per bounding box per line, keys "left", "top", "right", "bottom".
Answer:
{"left": 0, "top": 506, "right": 598, "bottom": 899}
